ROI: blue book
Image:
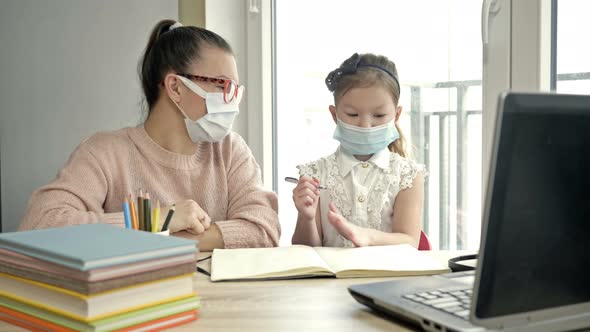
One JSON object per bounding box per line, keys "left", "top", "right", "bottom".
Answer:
{"left": 0, "top": 224, "right": 197, "bottom": 271}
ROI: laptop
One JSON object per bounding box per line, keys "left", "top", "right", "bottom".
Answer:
{"left": 348, "top": 92, "right": 590, "bottom": 332}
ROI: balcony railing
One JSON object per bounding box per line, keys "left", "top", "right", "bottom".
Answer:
{"left": 408, "top": 72, "right": 590, "bottom": 250}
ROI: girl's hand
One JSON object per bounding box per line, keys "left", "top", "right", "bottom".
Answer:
{"left": 292, "top": 176, "right": 321, "bottom": 221}
{"left": 165, "top": 199, "right": 211, "bottom": 235}
{"left": 327, "top": 202, "right": 371, "bottom": 247}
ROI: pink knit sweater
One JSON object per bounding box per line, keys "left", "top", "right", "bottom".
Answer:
{"left": 19, "top": 126, "right": 280, "bottom": 248}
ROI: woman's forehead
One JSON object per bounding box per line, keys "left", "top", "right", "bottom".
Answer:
{"left": 190, "top": 47, "right": 239, "bottom": 82}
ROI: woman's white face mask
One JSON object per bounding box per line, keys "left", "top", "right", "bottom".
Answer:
{"left": 173, "top": 75, "right": 243, "bottom": 142}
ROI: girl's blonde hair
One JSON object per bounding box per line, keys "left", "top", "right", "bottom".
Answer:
{"left": 325, "top": 53, "right": 408, "bottom": 158}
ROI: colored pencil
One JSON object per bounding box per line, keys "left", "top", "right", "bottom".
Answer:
{"left": 128, "top": 194, "right": 139, "bottom": 230}
{"left": 144, "top": 192, "right": 152, "bottom": 233}
{"left": 152, "top": 200, "right": 160, "bottom": 233}
{"left": 138, "top": 190, "right": 145, "bottom": 231}
{"left": 122, "top": 198, "right": 132, "bottom": 229}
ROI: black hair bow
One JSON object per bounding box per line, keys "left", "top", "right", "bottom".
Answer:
{"left": 325, "top": 53, "right": 361, "bottom": 92}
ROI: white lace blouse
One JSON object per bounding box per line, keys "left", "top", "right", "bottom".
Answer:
{"left": 297, "top": 147, "right": 427, "bottom": 247}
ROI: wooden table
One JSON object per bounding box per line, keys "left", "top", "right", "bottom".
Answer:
{"left": 0, "top": 251, "right": 474, "bottom": 332}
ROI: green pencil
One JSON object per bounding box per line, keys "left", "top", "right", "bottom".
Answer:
{"left": 144, "top": 192, "right": 152, "bottom": 233}
{"left": 138, "top": 190, "right": 145, "bottom": 231}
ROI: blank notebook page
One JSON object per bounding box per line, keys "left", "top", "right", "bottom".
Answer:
{"left": 314, "top": 244, "right": 447, "bottom": 273}
{"left": 211, "top": 245, "right": 331, "bottom": 280}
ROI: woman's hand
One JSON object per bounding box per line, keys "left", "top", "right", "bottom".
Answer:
{"left": 327, "top": 202, "right": 371, "bottom": 247}
{"left": 292, "top": 176, "right": 321, "bottom": 221}
{"left": 166, "top": 199, "right": 211, "bottom": 234}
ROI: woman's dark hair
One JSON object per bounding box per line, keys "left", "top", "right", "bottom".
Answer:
{"left": 138, "top": 19, "right": 233, "bottom": 112}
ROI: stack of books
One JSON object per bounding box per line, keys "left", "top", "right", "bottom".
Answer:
{"left": 0, "top": 224, "right": 200, "bottom": 331}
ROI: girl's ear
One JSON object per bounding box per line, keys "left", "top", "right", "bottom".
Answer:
{"left": 163, "top": 73, "right": 182, "bottom": 103}
{"left": 394, "top": 105, "right": 403, "bottom": 123}
{"left": 329, "top": 105, "right": 337, "bottom": 124}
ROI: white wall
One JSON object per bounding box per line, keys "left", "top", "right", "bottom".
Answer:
{"left": 205, "top": 0, "right": 249, "bottom": 139}
{"left": 0, "top": 0, "right": 178, "bottom": 232}
{"left": 205, "top": 0, "right": 274, "bottom": 189}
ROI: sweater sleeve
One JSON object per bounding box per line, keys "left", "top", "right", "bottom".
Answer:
{"left": 19, "top": 141, "right": 124, "bottom": 230}
{"left": 214, "top": 135, "right": 281, "bottom": 248}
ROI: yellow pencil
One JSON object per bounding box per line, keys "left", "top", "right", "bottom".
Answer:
{"left": 128, "top": 194, "right": 139, "bottom": 230}
{"left": 153, "top": 200, "right": 160, "bottom": 233}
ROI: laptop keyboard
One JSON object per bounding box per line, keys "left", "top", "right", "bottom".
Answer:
{"left": 403, "top": 288, "right": 472, "bottom": 320}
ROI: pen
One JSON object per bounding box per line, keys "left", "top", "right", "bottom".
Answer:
{"left": 284, "top": 177, "right": 327, "bottom": 190}
{"left": 161, "top": 205, "right": 175, "bottom": 232}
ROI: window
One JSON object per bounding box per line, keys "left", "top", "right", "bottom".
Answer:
{"left": 274, "top": 0, "right": 483, "bottom": 249}
{"left": 554, "top": 0, "right": 590, "bottom": 94}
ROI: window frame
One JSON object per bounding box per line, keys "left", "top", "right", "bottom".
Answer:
{"left": 205, "top": 0, "right": 555, "bottom": 245}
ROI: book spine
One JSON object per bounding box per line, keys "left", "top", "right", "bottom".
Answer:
{"left": 0, "top": 243, "right": 81, "bottom": 270}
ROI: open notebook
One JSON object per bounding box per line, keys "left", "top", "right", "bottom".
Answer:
{"left": 211, "top": 244, "right": 449, "bottom": 282}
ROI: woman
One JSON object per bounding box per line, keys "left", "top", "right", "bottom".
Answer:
{"left": 19, "top": 20, "right": 280, "bottom": 250}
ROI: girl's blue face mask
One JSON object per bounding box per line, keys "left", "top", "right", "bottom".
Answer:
{"left": 333, "top": 119, "right": 400, "bottom": 155}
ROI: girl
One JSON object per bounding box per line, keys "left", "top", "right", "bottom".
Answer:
{"left": 292, "top": 53, "right": 426, "bottom": 248}
{"left": 19, "top": 20, "right": 280, "bottom": 250}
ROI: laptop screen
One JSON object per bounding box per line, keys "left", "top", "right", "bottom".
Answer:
{"left": 476, "top": 93, "right": 590, "bottom": 319}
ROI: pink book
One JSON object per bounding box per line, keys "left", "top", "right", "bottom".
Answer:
{"left": 0, "top": 248, "right": 196, "bottom": 281}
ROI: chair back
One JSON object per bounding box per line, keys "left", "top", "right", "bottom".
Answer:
{"left": 418, "top": 230, "right": 432, "bottom": 251}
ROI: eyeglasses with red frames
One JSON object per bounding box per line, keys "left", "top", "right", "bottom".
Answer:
{"left": 179, "top": 73, "right": 242, "bottom": 103}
